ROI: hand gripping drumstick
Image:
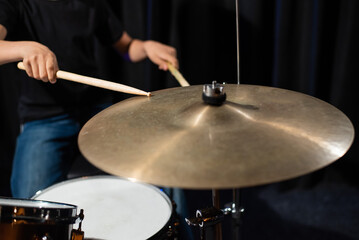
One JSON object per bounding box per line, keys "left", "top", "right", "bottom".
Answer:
{"left": 167, "top": 62, "right": 190, "bottom": 87}
{"left": 17, "top": 62, "right": 151, "bottom": 97}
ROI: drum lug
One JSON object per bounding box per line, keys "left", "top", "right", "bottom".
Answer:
{"left": 71, "top": 230, "right": 84, "bottom": 240}
{"left": 71, "top": 209, "right": 85, "bottom": 240}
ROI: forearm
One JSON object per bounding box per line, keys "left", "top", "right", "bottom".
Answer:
{"left": 128, "top": 39, "right": 178, "bottom": 70}
{"left": 0, "top": 40, "right": 28, "bottom": 65}
{"left": 0, "top": 24, "right": 24, "bottom": 65}
{"left": 113, "top": 31, "right": 178, "bottom": 70}
{"left": 128, "top": 39, "right": 147, "bottom": 62}
{"left": 0, "top": 39, "right": 58, "bottom": 83}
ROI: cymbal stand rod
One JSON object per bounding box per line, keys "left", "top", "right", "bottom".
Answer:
{"left": 212, "top": 189, "right": 223, "bottom": 240}
{"left": 232, "top": 189, "right": 244, "bottom": 240}
{"left": 235, "top": 0, "right": 241, "bottom": 84}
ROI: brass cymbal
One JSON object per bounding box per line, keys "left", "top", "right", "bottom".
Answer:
{"left": 78, "top": 84, "right": 354, "bottom": 189}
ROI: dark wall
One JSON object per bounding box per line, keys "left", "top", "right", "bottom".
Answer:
{"left": 0, "top": 64, "right": 19, "bottom": 196}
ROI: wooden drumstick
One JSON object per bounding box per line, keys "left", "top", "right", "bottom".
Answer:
{"left": 17, "top": 62, "right": 151, "bottom": 97}
{"left": 167, "top": 62, "right": 190, "bottom": 87}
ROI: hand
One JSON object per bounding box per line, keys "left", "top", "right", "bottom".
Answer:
{"left": 21, "top": 41, "right": 59, "bottom": 84}
{"left": 143, "top": 40, "right": 178, "bottom": 71}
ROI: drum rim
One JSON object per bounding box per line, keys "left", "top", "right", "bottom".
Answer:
{"left": 0, "top": 197, "right": 78, "bottom": 224}
{"left": 32, "top": 175, "right": 173, "bottom": 212}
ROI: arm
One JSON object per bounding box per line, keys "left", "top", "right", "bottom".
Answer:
{"left": 113, "top": 31, "right": 178, "bottom": 71}
{"left": 0, "top": 24, "right": 58, "bottom": 83}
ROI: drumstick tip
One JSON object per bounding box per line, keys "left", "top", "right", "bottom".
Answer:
{"left": 147, "top": 92, "right": 152, "bottom": 97}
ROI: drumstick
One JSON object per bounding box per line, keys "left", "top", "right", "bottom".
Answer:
{"left": 17, "top": 62, "right": 151, "bottom": 97}
{"left": 167, "top": 62, "right": 190, "bottom": 87}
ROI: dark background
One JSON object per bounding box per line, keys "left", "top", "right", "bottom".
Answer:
{"left": 1, "top": 0, "right": 358, "bottom": 239}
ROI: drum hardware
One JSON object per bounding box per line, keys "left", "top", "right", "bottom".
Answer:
{"left": 71, "top": 209, "right": 84, "bottom": 240}
{"left": 226, "top": 189, "right": 244, "bottom": 240}
{"left": 186, "top": 189, "right": 244, "bottom": 240}
{"left": 202, "top": 81, "right": 227, "bottom": 106}
{"left": 186, "top": 189, "right": 224, "bottom": 240}
{"left": 0, "top": 197, "right": 83, "bottom": 240}
{"left": 186, "top": 88, "right": 228, "bottom": 240}
{"left": 185, "top": 204, "right": 243, "bottom": 240}
{"left": 168, "top": 200, "right": 180, "bottom": 240}
{"left": 186, "top": 206, "right": 224, "bottom": 240}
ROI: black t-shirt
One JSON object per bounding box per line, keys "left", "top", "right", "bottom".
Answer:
{"left": 0, "top": 0, "right": 124, "bottom": 122}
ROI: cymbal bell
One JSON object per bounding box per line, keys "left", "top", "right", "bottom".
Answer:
{"left": 78, "top": 84, "right": 354, "bottom": 189}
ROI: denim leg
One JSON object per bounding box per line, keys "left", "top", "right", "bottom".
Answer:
{"left": 11, "top": 114, "right": 80, "bottom": 198}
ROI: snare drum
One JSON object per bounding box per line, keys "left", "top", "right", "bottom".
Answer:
{"left": 33, "top": 175, "right": 176, "bottom": 240}
{"left": 0, "top": 197, "right": 78, "bottom": 240}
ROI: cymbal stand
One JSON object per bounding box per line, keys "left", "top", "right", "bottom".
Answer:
{"left": 185, "top": 189, "right": 224, "bottom": 240}
{"left": 213, "top": 190, "right": 223, "bottom": 240}
{"left": 223, "top": 189, "right": 245, "bottom": 240}
{"left": 235, "top": 0, "right": 240, "bottom": 84}
{"left": 186, "top": 189, "right": 244, "bottom": 240}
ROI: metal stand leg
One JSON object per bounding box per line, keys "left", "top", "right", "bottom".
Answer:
{"left": 186, "top": 189, "right": 244, "bottom": 240}
{"left": 231, "top": 189, "right": 244, "bottom": 240}
{"left": 212, "top": 189, "right": 222, "bottom": 240}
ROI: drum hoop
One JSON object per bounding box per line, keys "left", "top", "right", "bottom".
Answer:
{"left": 0, "top": 197, "right": 78, "bottom": 224}
{"left": 32, "top": 175, "right": 173, "bottom": 213}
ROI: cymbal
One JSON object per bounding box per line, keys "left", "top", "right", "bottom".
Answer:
{"left": 78, "top": 84, "right": 354, "bottom": 189}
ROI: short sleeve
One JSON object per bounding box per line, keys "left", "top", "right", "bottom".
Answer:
{"left": 0, "top": 0, "right": 19, "bottom": 36}
{"left": 95, "top": 0, "right": 124, "bottom": 46}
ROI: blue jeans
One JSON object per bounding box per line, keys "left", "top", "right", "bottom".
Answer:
{"left": 11, "top": 104, "right": 109, "bottom": 198}
{"left": 11, "top": 114, "right": 82, "bottom": 198}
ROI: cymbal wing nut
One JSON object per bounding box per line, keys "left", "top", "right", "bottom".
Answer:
{"left": 202, "top": 81, "right": 227, "bottom": 106}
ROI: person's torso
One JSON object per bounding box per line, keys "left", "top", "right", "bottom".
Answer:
{"left": 9, "top": 0, "right": 122, "bottom": 122}
{"left": 20, "top": 0, "right": 100, "bottom": 73}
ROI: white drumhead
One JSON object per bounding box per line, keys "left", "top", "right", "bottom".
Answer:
{"left": 33, "top": 176, "right": 172, "bottom": 240}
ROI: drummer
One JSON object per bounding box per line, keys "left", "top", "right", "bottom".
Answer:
{"left": 0, "top": 0, "right": 178, "bottom": 198}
